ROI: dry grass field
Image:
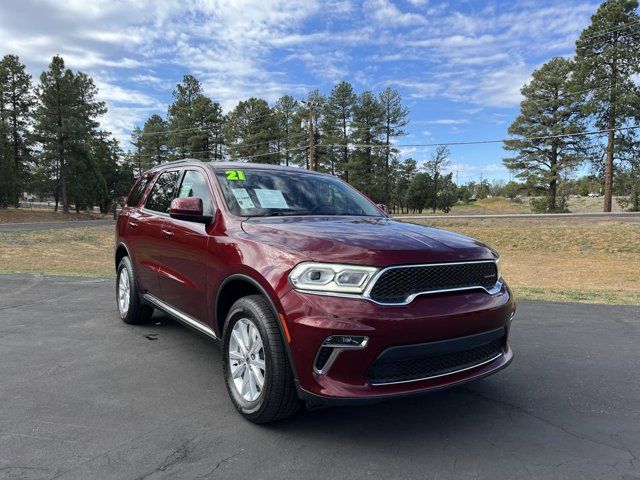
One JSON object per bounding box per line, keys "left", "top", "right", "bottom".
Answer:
{"left": 0, "top": 217, "right": 638, "bottom": 305}
{"left": 405, "top": 217, "right": 640, "bottom": 305}
{"left": 0, "top": 226, "right": 114, "bottom": 277}
{"left": 397, "top": 196, "right": 626, "bottom": 216}
{"left": 0, "top": 207, "right": 108, "bottom": 224}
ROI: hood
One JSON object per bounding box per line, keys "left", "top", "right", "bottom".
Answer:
{"left": 240, "top": 216, "right": 495, "bottom": 266}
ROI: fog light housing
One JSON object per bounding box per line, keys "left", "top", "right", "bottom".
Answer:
{"left": 313, "top": 335, "right": 369, "bottom": 374}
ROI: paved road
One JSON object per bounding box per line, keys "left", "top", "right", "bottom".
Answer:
{"left": 395, "top": 211, "right": 640, "bottom": 220}
{"left": 1, "top": 275, "right": 638, "bottom": 480}
{"left": 0, "top": 220, "right": 114, "bottom": 232}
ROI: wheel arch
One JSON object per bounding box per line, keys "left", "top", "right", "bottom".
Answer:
{"left": 115, "top": 242, "right": 130, "bottom": 271}
{"left": 215, "top": 273, "right": 298, "bottom": 381}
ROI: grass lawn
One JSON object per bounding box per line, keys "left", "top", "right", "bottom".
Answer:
{"left": 395, "top": 196, "right": 626, "bottom": 216}
{"left": 0, "top": 207, "right": 109, "bottom": 224}
{"left": 403, "top": 217, "right": 640, "bottom": 305}
{"left": 0, "top": 218, "right": 638, "bottom": 305}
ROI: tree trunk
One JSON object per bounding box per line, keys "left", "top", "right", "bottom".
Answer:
{"left": 603, "top": 116, "right": 615, "bottom": 212}
{"left": 548, "top": 146, "right": 558, "bottom": 212}
{"left": 604, "top": 51, "right": 618, "bottom": 213}
{"left": 384, "top": 119, "right": 390, "bottom": 206}
{"left": 342, "top": 117, "right": 349, "bottom": 183}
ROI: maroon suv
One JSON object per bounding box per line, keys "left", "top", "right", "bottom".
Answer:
{"left": 115, "top": 160, "right": 515, "bottom": 423}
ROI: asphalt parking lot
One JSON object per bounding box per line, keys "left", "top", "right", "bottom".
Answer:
{"left": 1, "top": 274, "right": 638, "bottom": 480}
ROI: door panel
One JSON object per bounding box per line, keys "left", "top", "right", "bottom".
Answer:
{"left": 158, "top": 169, "right": 214, "bottom": 322}
{"left": 158, "top": 218, "right": 209, "bottom": 321}
{"left": 127, "top": 209, "right": 165, "bottom": 295}
{"left": 131, "top": 169, "right": 180, "bottom": 296}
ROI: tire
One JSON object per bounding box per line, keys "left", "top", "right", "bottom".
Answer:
{"left": 116, "top": 256, "right": 154, "bottom": 325}
{"left": 222, "top": 295, "right": 300, "bottom": 423}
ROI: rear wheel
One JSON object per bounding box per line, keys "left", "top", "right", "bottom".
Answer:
{"left": 222, "top": 295, "right": 300, "bottom": 423}
{"left": 116, "top": 256, "right": 154, "bottom": 325}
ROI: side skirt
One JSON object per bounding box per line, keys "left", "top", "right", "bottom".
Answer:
{"left": 142, "top": 293, "right": 218, "bottom": 340}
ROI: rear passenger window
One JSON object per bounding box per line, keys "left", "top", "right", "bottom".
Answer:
{"left": 145, "top": 171, "right": 180, "bottom": 213}
{"left": 126, "top": 176, "right": 150, "bottom": 207}
{"left": 177, "top": 170, "right": 214, "bottom": 216}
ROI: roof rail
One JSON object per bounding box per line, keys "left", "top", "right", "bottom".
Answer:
{"left": 159, "top": 158, "right": 202, "bottom": 166}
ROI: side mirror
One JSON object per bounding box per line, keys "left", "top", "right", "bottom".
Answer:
{"left": 376, "top": 204, "right": 389, "bottom": 214}
{"left": 169, "top": 197, "right": 211, "bottom": 223}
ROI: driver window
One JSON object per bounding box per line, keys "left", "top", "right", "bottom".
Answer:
{"left": 177, "top": 170, "right": 214, "bottom": 216}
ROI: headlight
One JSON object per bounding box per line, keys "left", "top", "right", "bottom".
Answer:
{"left": 289, "top": 262, "right": 379, "bottom": 294}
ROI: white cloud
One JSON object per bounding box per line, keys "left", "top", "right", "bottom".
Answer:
{"left": 425, "top": 119, "right": 469, "bottom": 125}
{"left": 364, "top": 0, "right": 428, "bottom": 26}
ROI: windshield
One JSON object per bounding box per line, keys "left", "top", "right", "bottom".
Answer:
{"left": 214, "top": 168, "right": 383, "bottom": 218}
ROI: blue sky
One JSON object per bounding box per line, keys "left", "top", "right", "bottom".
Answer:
{"left": 1, "top": 0, "right": 602, "bottom": 182}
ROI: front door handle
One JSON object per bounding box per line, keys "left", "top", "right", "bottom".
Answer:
{"left": 129, "top": 221, "right": 139, "bottom": 228}
{"left": 162, "top": 229, "right": 174, "bottom": 238}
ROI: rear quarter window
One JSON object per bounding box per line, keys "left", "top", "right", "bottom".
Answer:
{"left": 145, "top": 171, "right": 181, "bottom": 213}
{"left": 126, "top": 176, "right": 151, "bottom": 207}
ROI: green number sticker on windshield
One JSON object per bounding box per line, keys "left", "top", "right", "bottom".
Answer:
{"left": 225, "top": 170, "right": 246, "bottom": 181}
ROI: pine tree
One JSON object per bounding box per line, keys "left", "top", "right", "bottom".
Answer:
{"left": 504, "top": 57, "right": 589, "bottom": 212}
{"left": 351, "top": 91, "right": 384, "bottom": 199}
{"left": 130, "top": 126, "right": 143, "bottom": 176}
{"left": 0, "top": 55, "right": 34, "bottom": 206}
{"left": 167, "top": 75, "right": 203, "bottom": 158}
{"left": 379, "top": 86, "right": 409, "bottom": 207}
{"left": 167, "top": 75, "right": 224, "bottom": 160}
{"left": 574, "top": 0, "right": 640, "bottom": 211}
{"left": 33, "top": 56, "right": 105, "bottom": 213}
{"left": 140, "top": 114, "right": 169, "bottom": 166}
{"left": 274, "top": 95, "right": 303, "bottom": 167}
{"left": 321, "top": 82, "right": 356, "bottom": 179}
{"left": 224, "top": 98, "right": 278, "bottom": 163}
{"left": 189, "top": 95, "right": 224, "bottom": 161}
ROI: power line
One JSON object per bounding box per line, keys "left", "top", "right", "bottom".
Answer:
{"left": 580, "top": 19, "right": 640, "bottom": 40}
{"left": 166, "top": 145, "right": 308, "bottom": 161}
{"left": 577, "top": 28, "right": 640, "bottom": 51}
{"left": 325, "top": 125, "right": 640, "bottom": 149}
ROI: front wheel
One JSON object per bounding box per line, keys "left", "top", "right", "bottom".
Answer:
{"left": 222, "top": 295, "right": 300, "bottom": 423}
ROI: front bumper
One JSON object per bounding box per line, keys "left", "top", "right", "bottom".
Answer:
{"left": 280, "top": 281, "right": 515, "bottom": 403}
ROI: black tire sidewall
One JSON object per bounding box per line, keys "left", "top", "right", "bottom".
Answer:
{"left": 222, "top": 300, "right": 274, "bottom": 418}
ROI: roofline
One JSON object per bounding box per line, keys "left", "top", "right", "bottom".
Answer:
{"left": 143, "top": 159, "right": 331, "bottom": 177}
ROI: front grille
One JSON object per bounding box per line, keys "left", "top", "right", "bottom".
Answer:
{"left": 366, "top": 338, "right": 503, "bottom": 385}
{"left": 368, "top": 261, "right": 498, "bottom": 304}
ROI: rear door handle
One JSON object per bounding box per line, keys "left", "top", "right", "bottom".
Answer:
{"left": 162, "top": 229, "right": 174, "bottom": 238}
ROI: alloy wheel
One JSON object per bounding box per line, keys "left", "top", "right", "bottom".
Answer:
{"left": 228, "top": 318, "right": 266, "bottom": 402}
{"left": 118, "top": 269, "right": 131, "bottom": 316}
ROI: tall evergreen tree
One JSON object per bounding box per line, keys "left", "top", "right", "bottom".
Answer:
{"left": 321, "top": 82, "right": 356, "bottom": 178}
{"left": 351, "top": 91, "right": 384, "bottom": 199}
{"left": 130, "top": 126, "right": 143, "bottom": 176}
{"left": 140, "top": 114, "right": 169, "bottom": 166}
{"left": 0, "top": 55, "right": 34, "bottom": 206}
{"left": 274, "top": 95, "right": 303, "bottom": 167}
{"left": 224, "top": 98, "right": 278, "bottom": 163}
{"left": 167, "top": 75, "right": 224, "bottom": 160}
{"left": 33, "top": 56, "right": 105, "bottom": 213}
{"left": 504, "top": 57, "right": 589, "bottom": 212}
{"left": 167, "top": 74, "right": 203, "bottom": 158}
{"left": 189, "top": 95, "right": 224, "bottom": 161}
{"left": 574, "top": 0, "right": 640, "bottom": 211}
{"left": 379, "top": 86, "right": 409, "bottom": 206}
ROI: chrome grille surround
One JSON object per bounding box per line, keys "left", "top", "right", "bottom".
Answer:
{"left": 363, "top": 260, "right": 502, "bottom": 306}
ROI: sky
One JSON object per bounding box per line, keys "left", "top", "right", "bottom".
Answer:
{"left": 0, "top": 0, "right": 603, "bottom": 182}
